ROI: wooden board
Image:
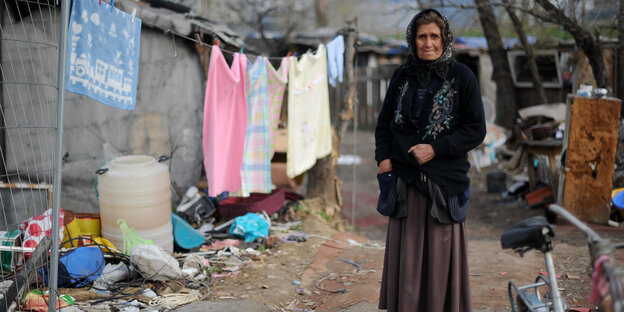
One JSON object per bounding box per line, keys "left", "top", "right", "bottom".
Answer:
{"left": 562, "top": 96, "right": 621, "bottom": 223}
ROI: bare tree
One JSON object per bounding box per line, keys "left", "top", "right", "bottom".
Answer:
{"left": 225, "top": 0, "right": 307, "bottom": 55}
{"left": 618, "top": 0, "right": 624, "bottom": 108}
{"left": 527, "top": 0, "right": 610, "bottom": 88}
{"left": 474, "top": 0, "right": 517, "bottom": 128}
{"left": 503, "top": 0, "right": 548, "bottom": 104}
{"left": 315, "top": 0, "right": 328, "bottom": 27}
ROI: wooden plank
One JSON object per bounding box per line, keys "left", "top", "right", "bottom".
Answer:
{"left": 562, "top": 96, "right": 621, "bottom": 223}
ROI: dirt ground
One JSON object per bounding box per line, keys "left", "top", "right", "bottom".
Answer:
{"left": 203, "top": 129, "right": 624, "bottom": 311}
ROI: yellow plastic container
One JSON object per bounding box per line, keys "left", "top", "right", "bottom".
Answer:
{"left": 61, "top": 211, "right": 81, "bottom": 248}
{"left": 97, "top": 155, "right": 173, "bottom": 253}
{"left": 74, "top": 213, "right": 101, "bottom": 238}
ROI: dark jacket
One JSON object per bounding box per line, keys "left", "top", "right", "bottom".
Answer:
{"left": 375, "top": 61, "right": 486, "bottom": 196}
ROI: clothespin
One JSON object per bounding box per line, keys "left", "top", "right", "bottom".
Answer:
{"left": 110, "top": 0, "right": 114, "bottom": 11}
{"left": 131, "top": 8, "right": 136, "bottom": 23}
{"left": 286, "top": 51, "right": 292, "bottom": 57}
{"left": 239, "top": 47, "right": 244, "bottom": 54}
{"left": 214, "top": 39, "right": 220, "bottom": 47}
{"left": 99, "top": 0, "right": 101, "bottom": 4}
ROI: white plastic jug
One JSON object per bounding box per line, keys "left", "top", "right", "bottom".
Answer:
{"left": 97, "top": 155, "right": 173, "bottom": 253}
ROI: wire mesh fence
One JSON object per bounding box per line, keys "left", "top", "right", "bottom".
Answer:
{"left": 0, "top": 0, "right": 65, "bottom": 310}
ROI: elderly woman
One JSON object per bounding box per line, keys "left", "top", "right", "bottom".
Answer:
{"left": 375, "top": 9, "right": 486, "bottom": 312}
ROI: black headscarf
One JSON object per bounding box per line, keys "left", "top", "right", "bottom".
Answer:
{"left": 403, "top": 9, "right": 454, "bottom": 88}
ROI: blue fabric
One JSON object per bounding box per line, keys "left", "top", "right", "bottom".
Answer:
{"left": 65, "top": 0, "right": 141, "bottom": 110}
{"left": 326, "top": 35, "right": 344, "bottom": 87}
{"left": 229, "top": 213, "right": 269, "bottom": 242}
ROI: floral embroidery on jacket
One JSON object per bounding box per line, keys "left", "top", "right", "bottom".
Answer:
{"left": 423, "top": 79, "right": 455, "bottom": 140}
{"left": 393, "top": 81, "right": 409, "bottom": 127}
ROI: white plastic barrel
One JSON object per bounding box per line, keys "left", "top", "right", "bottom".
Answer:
{"left": 97, "top": 155, "right": 173, "bottom": 253}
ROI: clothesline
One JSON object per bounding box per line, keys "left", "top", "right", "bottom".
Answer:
{"left": 138, "top": 17, "right": 336, "bottom": 61}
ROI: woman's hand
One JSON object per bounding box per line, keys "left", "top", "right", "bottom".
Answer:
{"left": 408, "top": 144, "right": 435, "bottom": 165}
{"left": 378, "top": 159, "right": 392, "bottom": 174}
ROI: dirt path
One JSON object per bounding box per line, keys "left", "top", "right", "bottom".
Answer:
{"left": 201, "top": 129, "right": 623, "bottom": 311}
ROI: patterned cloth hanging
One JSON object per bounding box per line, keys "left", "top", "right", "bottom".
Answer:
{"left": 266, "top": 57, "right": 290, "bottom": 158}
{"left": 65, "top": 0, "right": 141, "bottom": 110}
{"left": 238, "top": 56, "right": 271, "bottom": 196}
{"left": 286, "top": 45, "right": 333, "bottom": 178}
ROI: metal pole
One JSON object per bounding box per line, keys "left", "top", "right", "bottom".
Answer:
{"left": 548, "top": 204, "right": 601, "bottom": 242}
{"left": 544, "top": 251, "right": 565, "bottom": 312}
{"left": 49, "top": 0, "right": 70, "bottom": 310}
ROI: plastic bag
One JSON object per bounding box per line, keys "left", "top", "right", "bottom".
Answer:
{"left": 92, "top": 262, "right": 129, "bottom": 290}
{"left": 21, "top": 289, "right": 73, "bottom": 311}
{"left": 229, "top": 213, "right": 269, "bottom": 242}
{"left": 130, "top": 244, "right": 181, "bottom": 281}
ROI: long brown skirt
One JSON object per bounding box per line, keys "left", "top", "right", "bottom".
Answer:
{"left": 379, "top": 184, "right": 472, "bottom": 312}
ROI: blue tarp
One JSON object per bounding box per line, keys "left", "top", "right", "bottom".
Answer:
{"left": 455, "top": 36, "right": 538, "bottom": 50}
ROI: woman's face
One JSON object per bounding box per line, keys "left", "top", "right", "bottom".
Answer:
{"left": 415, "top": 22, "right": 443, "bottom": 61}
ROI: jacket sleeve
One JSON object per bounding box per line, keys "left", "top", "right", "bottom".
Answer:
{"left": 430, "top": 66, "right": 486, "bottom": 158}
{"left": 375, "top": 67, "right": 402, "bottom": 164}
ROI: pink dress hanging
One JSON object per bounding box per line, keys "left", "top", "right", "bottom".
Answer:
{"left": 203, "top": 46, "right": 248, "bottom": 196}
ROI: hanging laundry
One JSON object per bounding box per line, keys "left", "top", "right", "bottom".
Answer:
{"left": 326, "top": 35, "right": 344, "bottom": 87}
{"left": 238, "top": 56, "right": 271, "bottom": 196}
{"left": 287, "top": 45, "right": 333, "bottom": 178}
{"left": 266, "top": 57, "right": 290, "bottom": 158}
{"left": 203, "top": 46, "right": 247, "bottom": 196}
{"left": 65, "top": 0, "right": 141, "bottom": 110}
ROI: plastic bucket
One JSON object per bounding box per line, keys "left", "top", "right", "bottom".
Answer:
{"left": 97, "top": 155, "right": 173, "bottom": 253}
{"left": 612, "top": 190, "right": 624, "bottom": 219}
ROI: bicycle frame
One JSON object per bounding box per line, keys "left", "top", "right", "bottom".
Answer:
{"left": 502, "top": 205, "right": 624, "bottom": 312}
{"left": 502, "top": 215, "right": 565, "bottom": 312}
{"left": 548, "top": 204, "right": 624, "bottom": 312}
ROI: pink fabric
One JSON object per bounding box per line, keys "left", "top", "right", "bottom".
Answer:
{"left": 589, "top": 254, "right": 613, "bottom": 304}
{"left": 203, "top": 46, "right": 247, "bottom": 196}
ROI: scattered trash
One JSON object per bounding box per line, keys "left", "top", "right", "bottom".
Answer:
{"left": 148, "top": 291, "right": 203, "bottom": 308}
{"left": 119, "top": 219, "right": 153, "bottom": 255}
{"left": 21, "top": 289, "right": 74, "bottom": 311}
{"left": 176, "top": 186, "right": 217, "bottom": 226}
{"left": 338, "top": 258, "right": 361, "bottom": 271}
{"left": 539, "top": 271, "right": 562, "bottom": 279}
{"left": 204, "top": 239, "right": 240, "bottom": 250}
{"left": 337, "top": 154, "right": 362, "bottom": 165}
{"left": 91, "top": 262, "right": 129, "bottom": 290}
{"left": 566, "top": 273, "right": 580, "bottom": 280}
{"left": 130, "top": 244, "right": 181, "bottom": 281}
{"left": 229, "top": 213, "right": 270, "bottom": 242}
{"left": 43, "top": 246, "right": 105, "bottom": 288}
{"left": 172, "top": 213, "right": 205, "bottom": 249}
{"left": 286, "top": 234, "right": 307, "bottom": 243}
{"left": 20, "top": 208, "right": 65, "bottom": 257}
{"left": 292, "top": 280, "right": 301, "bottom": 286}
